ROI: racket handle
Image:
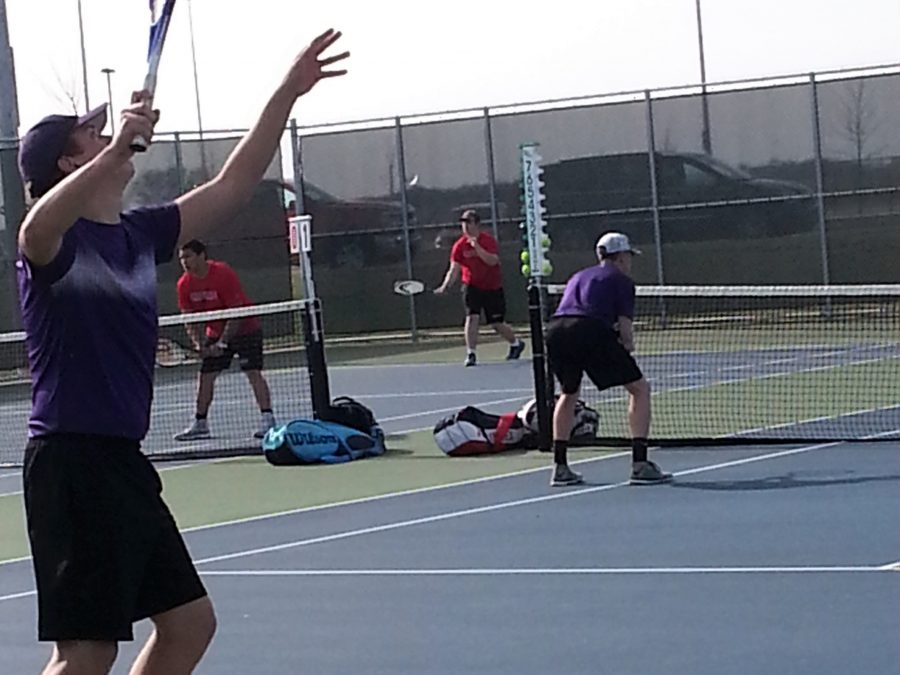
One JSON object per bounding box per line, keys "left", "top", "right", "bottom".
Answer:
{"left": 130, "top": 136, "right": 150, "bottom": 153}
{"left": 130, "top": 73, "right": 157, "bottom": 153}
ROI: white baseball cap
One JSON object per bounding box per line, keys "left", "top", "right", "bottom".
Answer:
{"left": 595, "top": 232, "right": 642, "bottom": 258}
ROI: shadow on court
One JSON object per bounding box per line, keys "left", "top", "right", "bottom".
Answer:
{"left": 672, "top": 472, "right": 900, "bottom": 491}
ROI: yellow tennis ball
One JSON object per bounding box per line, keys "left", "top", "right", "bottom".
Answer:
{"left": 521, "top": 263, "right": 531, "bottom": 277}
{"left": 520, "top": 250, "right": 530, "bottom": 264}
{"left": 542, "top": 260, "right": 553, "bottom": 275}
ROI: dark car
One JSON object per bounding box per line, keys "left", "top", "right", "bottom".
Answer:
{"left": 282, "top": 181, "right": 419, "bottom": 268}
{"left": 542, "top": 152, "right": 816, "bottom": 243}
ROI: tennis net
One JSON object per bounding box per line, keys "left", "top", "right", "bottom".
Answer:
{"left": 529, "top": 284, "right": 900, "bottom": 447}
{"left": 0, "top": 299, "right": 330, "bottom": 467}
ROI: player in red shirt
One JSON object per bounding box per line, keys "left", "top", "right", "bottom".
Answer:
{"left": 435, "top": 210, "right": 525, "bottom": 366}
{"left": 173, "top": 240, "right": 276, "bottom": 441}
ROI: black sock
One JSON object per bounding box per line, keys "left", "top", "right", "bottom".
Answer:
{"left": 261, "top": 408, "right": 273, "bottom": 415}
{"left": 553, "top": 440, "right": 568, "bottom": 466}
{"left": 196, "top": 413, "right": 207, "bottom": 421}
{"left": 632, "top": 438, "right": 648, "bottom": 463}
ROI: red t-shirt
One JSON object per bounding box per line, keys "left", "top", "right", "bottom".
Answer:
{"left": 450, "top": 232, "right": 502, "bottom": 290}
{"left": 177, "top": 260, "right": 260, "bottom": 339}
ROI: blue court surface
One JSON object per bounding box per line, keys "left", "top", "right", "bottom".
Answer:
{"left": 1, "top": 439, "right": 898, "bottom": 674}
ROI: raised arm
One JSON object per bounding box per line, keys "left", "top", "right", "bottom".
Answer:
{"left": 176, "top": 29, "right": 349, "bottom": 244}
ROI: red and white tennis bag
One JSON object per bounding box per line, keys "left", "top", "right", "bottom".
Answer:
{"left": 517, "top": 398, "right": 600, "bottom": 442}
{"left": 433, "top": 406, "right": 533, "bottom": 456}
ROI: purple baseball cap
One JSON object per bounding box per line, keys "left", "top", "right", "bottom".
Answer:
{"left": 18, "top": 104, "right": 108, "bottom": 201}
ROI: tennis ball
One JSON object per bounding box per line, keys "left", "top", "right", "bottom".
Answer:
{"left": 541, "top": 260, "right": 553, "bottom": 275}
{"left": 520, "top": 250, "right": 530, "bottom": 264}
{"left": 521, "top": 263, "right": 531, "bottom": 277}
{"left": 541, "top": 234, "right": 551, "bottom": 249}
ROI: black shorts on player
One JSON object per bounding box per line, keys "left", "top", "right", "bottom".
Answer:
{"left": 463, "top": 286, "right": 506, "bottom": 324}
{"left": 545, "top": 315, "right": 643, "bottom": 393}
{"left": 23, "top": 434, "right": 208, "bottom": 642}
{"left": 200, "top": 329, "right": 264, "bottom": 374}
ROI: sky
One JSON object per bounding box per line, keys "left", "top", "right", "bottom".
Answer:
{"left": 3, "top": 0, "right": 900, "bottom": 137}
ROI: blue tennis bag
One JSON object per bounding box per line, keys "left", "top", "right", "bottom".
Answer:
{"left": 262, "top": 419, "right": 386, "bottom": 465}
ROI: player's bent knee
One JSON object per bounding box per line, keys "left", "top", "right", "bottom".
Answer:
{"left": 626, "top": 377, "right": 650, "bottom": 398}
{"left": 152, "top": 596, "right": 217, "bottom": 647}
{"left": 53, "top": 640, "right": 118, "bottom": 673}
{"left": 557, "top": 391, "right": 579, "bottom": 405}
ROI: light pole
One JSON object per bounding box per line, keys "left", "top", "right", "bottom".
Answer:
{"left": 186, "top": 0, "right": 209, "bottom": 177}
{"left": 100, "top": 67, "right": 115, "bottom": 134}
{"left": 695, "top": 0, "right": 712, "bottom": 154}
{"left": 77, "top": 0, "right": 90, "bottom": 111}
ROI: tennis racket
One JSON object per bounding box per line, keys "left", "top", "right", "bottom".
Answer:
{"left": 393, "top": 279, "right": 428, "bottom": 296}
{"left": 155, "top": 336, "right": 198, "bottom": 367}
{"left": 131, "top": 0, "right": 178, "bottom": 152}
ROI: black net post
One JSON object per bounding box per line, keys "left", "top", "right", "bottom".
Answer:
{"left": 302, "top": 298, "right": 331, "bottom": 419}
{"left": 528, "top": 282, "right": 553, "bottom": 451}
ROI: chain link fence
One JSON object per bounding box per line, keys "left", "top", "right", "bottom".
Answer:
{"left": 1, "top": 66, "right": 898, "bottom": 338}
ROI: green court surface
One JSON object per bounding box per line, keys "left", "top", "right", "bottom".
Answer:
{"left": 0, "top": 431, "right": 613, "bottom": 563}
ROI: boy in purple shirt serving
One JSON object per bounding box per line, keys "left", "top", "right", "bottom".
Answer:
{"left": 16, "top": 30, "right": 348, "bottom": 675}
{"left": 545, "top": 232, "right": 672, "bottom": 487}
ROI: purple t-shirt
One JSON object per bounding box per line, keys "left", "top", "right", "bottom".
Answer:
{"left": 553, "top": 263, "right": 636, "bottom": 328}
{"left": 16, "top": 205, "right": 181, "bottom": 440}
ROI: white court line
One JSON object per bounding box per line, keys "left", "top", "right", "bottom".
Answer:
{"left": 586, "top": 354, "right": 900, "bottom": 407}
{"left": 199, "top": 565, "right": 887, "bottom": 578}
{"left": 866, "top": 428, "right": 900, "bottom": 440}
{"left": 731, "top": 404, "right": 900, "bottom": 438}
{"left": 340, "top": 388, "right": 531, "bottom": 400}
{"left": 0, "top": 589, "right": 34, "bottom": 602}
{"left": 379, "top": 395, "right": 531, "bottom": 423}
{"left": 192, "top": 443, "right": 839, "bottom": 566}
{"left": 877, "top": 561, "right": 900, "bottom": 571}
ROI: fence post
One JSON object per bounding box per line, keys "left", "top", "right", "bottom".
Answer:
{"left": 483, "top": 107, "right": 500, "bottom": 241}
{"left": 394, "top": 117, "right": 418, "bottom": 342}
{"left": 644, "top": 90, "right": 666, "bottom": 287}
{"left": 173, "top": 132, "right": 185, "bottom": 193}
{"left": 808, "top": 73, "right": 832, "bottom": 286}
{"left": 644, "top": 90, "right": 668, "bottom": 327}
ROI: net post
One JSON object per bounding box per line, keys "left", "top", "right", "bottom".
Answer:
{"left": 302, "top": 297, "right": 332, "bottom": 419}
{"left": 528, "top": 281, "right": 552, "bottom": 451}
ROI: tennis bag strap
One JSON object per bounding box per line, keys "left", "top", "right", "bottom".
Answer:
{"left": 321, "top": 396, "right": 379, "bottom": 435}
{"left": 263, "top": 418, "right": 386, "bottom": 465}
{"left": 493, "top": 413, "right": 517, "bottom": 451}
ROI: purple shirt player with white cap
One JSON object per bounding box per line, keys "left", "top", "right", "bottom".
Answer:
{"left": 554, "top": 232, "right": 639, "bottom": 332}
{"left": 544, "top": 232, "right": 671, "bottom": 488}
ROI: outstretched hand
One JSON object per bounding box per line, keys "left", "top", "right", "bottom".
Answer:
{"left": 285, "top": 29, "right": 350, "bottom": 98}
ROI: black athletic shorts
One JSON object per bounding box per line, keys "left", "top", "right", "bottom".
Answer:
{"left": 201, "top": 329, "right": 264, "bottom": 374}
{"left": 545, "top": 316, "right": 643, "bottom": 394}
{"left": 462, "top": 286, "right": 506, "bottom": 324}
{"left": 23, "top": 434, "right": 208, "bottom": 642}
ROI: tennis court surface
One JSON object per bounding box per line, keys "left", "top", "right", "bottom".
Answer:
{"left": 1, "top": 440, "right": 898, "bottom": 674}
